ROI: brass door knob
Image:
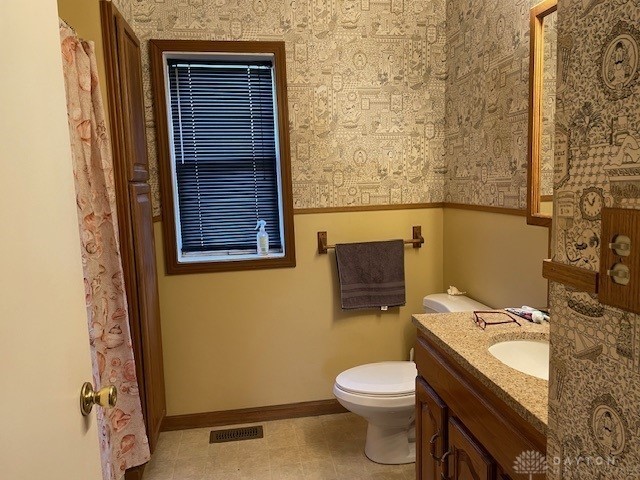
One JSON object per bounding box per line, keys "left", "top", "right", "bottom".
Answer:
{"left": 80, "top": 382, "right": 117, "bottom": 416}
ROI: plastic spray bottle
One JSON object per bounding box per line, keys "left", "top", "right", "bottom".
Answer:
{"left": 255, "top": 220, "right": 269, "bottom": 256}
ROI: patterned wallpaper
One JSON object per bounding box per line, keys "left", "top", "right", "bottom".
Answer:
{"left": 128, "top": 0, "right": 447, "bottom": 215}
{"left": 111, "top": 0, "right": 134, "bottom": 23}
{"left": 444, "top": 0, "right": 539, "bottom": 209}
{"left": 547, "top": 0, "right": 640, "bottom": 477}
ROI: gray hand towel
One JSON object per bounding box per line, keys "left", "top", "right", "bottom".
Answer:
{"left": 335, "top": 240, "right": 406, "bottom": 310}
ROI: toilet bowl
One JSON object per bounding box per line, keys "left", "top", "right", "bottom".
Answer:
{"left": 333, "top": 292, "right": 490, "bottom": 465}
{"left": 333, "top": 361, "right": 417, "bottom": 465}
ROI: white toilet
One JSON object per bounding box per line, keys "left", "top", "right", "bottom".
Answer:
{"left": 333, "top": 293, "right": 490, "bottom": 464}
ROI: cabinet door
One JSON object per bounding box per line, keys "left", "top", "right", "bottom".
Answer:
{"left": 117, "top": 16, "right": 149, "bottom": 182}
{"left": 130, "top": 183, "right": 166, "bottom": 450}
{"left": 416, "top": 377, "right": 448, "bottom": 480}
{"left": 447, "top": 418, "right": 496, "bottom": 480}
{"left": 102, "top": 2, "right": 149, "bottom": 182}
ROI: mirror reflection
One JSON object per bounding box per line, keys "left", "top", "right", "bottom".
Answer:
{"left": 527, "top": 0, "right": 557, "bottom": 226}
{"left": 540, "top": 10, "right": 557, "bottom": 217}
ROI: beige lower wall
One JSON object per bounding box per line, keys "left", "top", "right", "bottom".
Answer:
{"left": 154, "top": 208, "right": 444, "bottom": 416}
{"left": 155, "top": 207, "right": 551, "bottom": 416}
{"left": 443, "top": 208, "right": 549, "bottom": 309}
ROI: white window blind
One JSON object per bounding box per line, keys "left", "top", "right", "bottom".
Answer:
{"left": 167, "top": 59, "right": 283, "bottom": 257}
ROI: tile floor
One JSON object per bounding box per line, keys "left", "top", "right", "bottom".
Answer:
{"left": 142, "top": 413, "right": 415, "bottom": 480}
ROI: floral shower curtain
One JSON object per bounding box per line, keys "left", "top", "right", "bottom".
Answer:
{"left": 59, "top": 21, "right": 150, "bottom": 480}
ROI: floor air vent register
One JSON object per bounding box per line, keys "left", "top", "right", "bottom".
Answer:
{"left": 209, "top": 425, "right": 264, "bottom": 443}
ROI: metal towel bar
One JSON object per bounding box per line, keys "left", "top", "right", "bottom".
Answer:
{"left": 317, "top": 226, "right": 424, "bottom": 254}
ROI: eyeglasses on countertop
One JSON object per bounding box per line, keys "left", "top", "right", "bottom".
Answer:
{"left": 473, "top": 310, "right": 521, "bottom": 330}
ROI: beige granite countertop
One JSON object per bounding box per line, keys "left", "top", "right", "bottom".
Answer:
{"left": 412, "top": 312, "right": 549, "bottom": 436}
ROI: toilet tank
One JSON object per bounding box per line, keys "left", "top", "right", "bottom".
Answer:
{"left": 423, "top": 293, "right": 490, "bottom": 313}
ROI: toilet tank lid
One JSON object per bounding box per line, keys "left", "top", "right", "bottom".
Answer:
{"left": 335, "top": 361, "right": 417, "bottom": 396}
{"left": 423, "top": 293, "right": 490, "bottom": 313}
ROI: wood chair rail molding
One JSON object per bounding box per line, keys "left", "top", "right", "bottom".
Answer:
{"left": 298, "top": 203, "right": 525, "bottom": 216}
{"left": 542, "top": 259, "right": 599, "bottom": 294}
{"left": 151, "top": 202, "right": 528, "bottom": 222}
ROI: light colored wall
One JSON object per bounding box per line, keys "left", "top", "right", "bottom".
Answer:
{"left": 547, "top": 1, "right": 640, "bottom": 477}
{"left": 129, "top": 0, "right": 447, "bottom": 215}
{"left": 154, "top": 209, "right": 443, "bottom": 415}
{"left": 443, "top": 208, "right": 549, "bottom": 309}
{"left": 0, "top": 1, "right": 102, "bottom": 477}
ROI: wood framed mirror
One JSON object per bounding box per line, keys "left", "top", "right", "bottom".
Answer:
{"left": 527, "top": 0, "right": 557, "bottom": 228}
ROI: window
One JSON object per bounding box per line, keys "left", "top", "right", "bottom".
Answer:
{"left": 150, "top": 41, "right": 295, "bottom": 274}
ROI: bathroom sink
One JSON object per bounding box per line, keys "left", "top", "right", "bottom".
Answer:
{"left": 488, "top": 339, "right": 549, "bottom": 380}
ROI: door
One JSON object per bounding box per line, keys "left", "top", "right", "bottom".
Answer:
{"left": 416, "top": 377, "right": 448, "bottom": 480}
{"left": 100, "top": 0, "right": 166, "bottom": 454}
{"left": 0, "top": 1, "right": 103, "bottom": 478}
{"left": 447, "top": 418, "right": 496, "bottom": 480}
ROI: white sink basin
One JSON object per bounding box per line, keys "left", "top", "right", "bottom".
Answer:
{"left": 488, "top": 339, "right": 549, "bottom": 380}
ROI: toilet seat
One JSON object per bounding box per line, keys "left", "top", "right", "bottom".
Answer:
{"left": 333, "top": 383, "right": 415, "bottom": 409}
{"left": 335, "top": 361, "right": 417, "bottom": 397}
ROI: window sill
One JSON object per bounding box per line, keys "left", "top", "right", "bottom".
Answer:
{"left": 166, "top": 253, "right": 296, "bottom": 275}
{"left": 179, "top": 252, "right": 285, "bottom": 263}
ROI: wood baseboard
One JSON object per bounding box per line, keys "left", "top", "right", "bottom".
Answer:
{"left": 161, "top": 399, "right": 347, "bottom": 431}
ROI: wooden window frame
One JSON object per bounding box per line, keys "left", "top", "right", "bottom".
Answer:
{"left": 150, "top": 40, "right": 296, "bottom": 274}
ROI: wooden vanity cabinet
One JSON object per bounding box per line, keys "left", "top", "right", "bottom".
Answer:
{"left": 447, "top": 418, "right": 495, "bottom": 480}
{"left": 416, "top": 378, "right": 448, "bottom": 480}
{"left": 415, "top": 331, "right": 546, "bottom": 480}
{"left": 416, "top": 390, "right": 496, "bottom": 480}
